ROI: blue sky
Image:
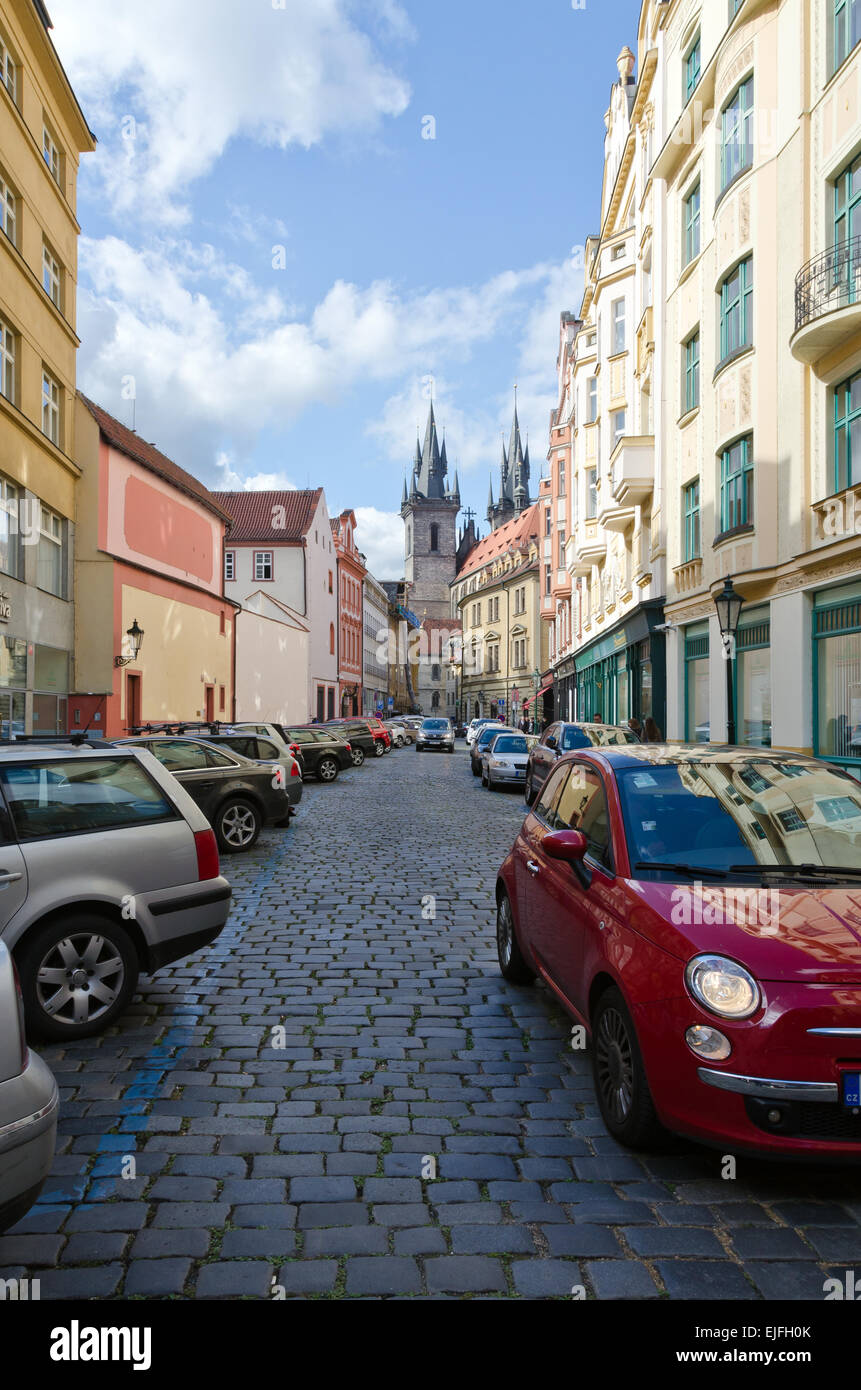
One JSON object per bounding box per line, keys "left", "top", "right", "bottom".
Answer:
{"left": 51, "top": 0, "right": 642, "bottom": 577}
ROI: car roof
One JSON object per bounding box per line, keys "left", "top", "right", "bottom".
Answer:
{"left": 569, "top": 742, "right": 831, "bottom": 771}
{"left": 0, "top": 741, "right": 135, "bottom": 760}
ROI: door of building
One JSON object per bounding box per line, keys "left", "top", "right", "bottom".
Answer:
{"left": 126, "top": 673, "right": 141, "bottom": 732}
{"left": 205, "top": 685, "right": 215, "bottom": 723}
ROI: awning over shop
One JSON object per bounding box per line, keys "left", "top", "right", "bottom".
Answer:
{"left": 523, "top": 681, "right": 553, "bottom": 708}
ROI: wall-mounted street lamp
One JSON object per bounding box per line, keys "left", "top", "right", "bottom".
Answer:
{"left": 115, "top": 619, "right": 145, "bottom": 668}
{"left": 713, "top": 577, "right": 744, "bottom": 744}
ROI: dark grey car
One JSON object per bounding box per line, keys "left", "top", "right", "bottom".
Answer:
{"left": 524, "top": 721, "right": 639, "bottom": 805}
{"left": 116, "top": 737, "right": 296, "bottom": 851}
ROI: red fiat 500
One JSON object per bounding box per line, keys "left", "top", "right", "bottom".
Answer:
{"left": 496, "top": 743, "right": 861, "bottom": 1158}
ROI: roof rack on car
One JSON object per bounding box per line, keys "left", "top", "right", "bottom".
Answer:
{"left": 0, "top": 733, "right": 106, "bottom": 747}
{"left": 130, "top": 721, "right": 227, "bottom": 736}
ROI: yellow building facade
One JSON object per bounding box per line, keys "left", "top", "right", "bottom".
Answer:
{"left": 0, "top": 0, "right": 93, "bottom": 732}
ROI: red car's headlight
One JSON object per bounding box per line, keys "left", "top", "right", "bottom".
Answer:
{"left": 685, "top": 954, "right": 760, "bottom": 1020}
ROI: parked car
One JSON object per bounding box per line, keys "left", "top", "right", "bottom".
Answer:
{"left": 496, "top": 742, "right": 861, "bottom": 1158}
{"left": 470, "top": 724, "right": 517, "bottom": 775}
{"left": 0, "top": 940, "right": 58, "bottom": 1231}
{"left": 384, "top": 720, "right": 412, "bottom": 747}
{"left": 416, "top": 717, "right": 455, "bottom": 752}
{"left": 481, "top": 731, "right": 531, "bottom": 790}
{"left": 360, "top": 717, "right": 392, "bottom": 753}
{"left": 232, "top": 724, "right": 351, "bottom": 784}
{"left": 0, "top": 741, "right": 231, "bottom": 1040}
{"left": 466, "top": 717, "right": 503, "bottom": 748}
{"left": 323, "top": 720, "right": 384, "bottom": 760}
{"left": 116, "top": 736, "right": 297, "bottom": 850}
{"left": 453, "top": 720, "right": 468, "bottom": 739}
{"left": 525, "top": 721, "right": 639, "bottom": 806}
{"left": 197, "top": 731, "right": 304, "bottom": 797}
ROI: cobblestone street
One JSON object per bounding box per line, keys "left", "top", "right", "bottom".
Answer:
{"left": 3, "top": 745, "right": 861, "bottom": 1301}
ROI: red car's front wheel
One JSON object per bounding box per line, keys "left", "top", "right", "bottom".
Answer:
{"left": 591, "top": 987, "right": 666, "bottom": 1150}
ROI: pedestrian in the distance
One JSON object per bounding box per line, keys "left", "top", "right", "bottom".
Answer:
{"left": 627, "top": 717, "right": 642, "bottom": 740}
{"left": 643, "top": 716, "right": 663, "bottom": 742}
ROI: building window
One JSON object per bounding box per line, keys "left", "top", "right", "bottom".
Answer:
{"left": 42, "top": 126, "right": 61, "bottom": 186}
{"left": 813, "top": 582, "right": 861, "bottom": 764}
{"left": 545, "top": 564, "right": 552, "bottom": 597}
{"left": 730, "top": 0, "right": 744, "bottom": 17}
{"left": 431, "top": 664, "right": 441, "bottom": 682}
{"left": 684, "top": 33, "right": 701, "bottom": 101}
{"left": 42, "top": 243, "right": 61, "bottom": 310}
{"left": 612, "top": 410, "right": 626, "bottom": 449}
{"left": 558, "top": 529, "right": 566, "bottom": 568}
{"left": 612, "top": 298, "right": 626, "bottom": 354}
{"left": 833, "top": 0, "right": 861, "bottom": 74}
{"left": 224, "top": 550, "right": 235, "bottom": 581}
{"left": 37, "top": 505, "right": 66, "bottom": 597}
{"left": 406, "top": 523, "right": 411, "bottom": 554}
{"left": 430, "top": 523, "right": 439, "bottom": 552}
{"left": 329, "top": 623, "right": 335, "bottom": 655}
{"left": 684, "top": 182, "right": 700, "bottom": 265}
{"left": 587, "top": 377, "right": 598, "bottom": 423}
{"left": 253, "top": 550, "right": 273, "bottom": 581}
{"left": 0, "top": 173, "right": 16, "bottom": 247}
{"left": 834, "top": 370, "right": 861, "bottom": 493}
{"left": 719, "top": 256, "right": 753, "bottom": 363}
{"left": 558, "top": 457, "right": 566, "bottom": 495}
{"left": 0, "top": 476, "right": 20, "bottom": 579}
{"left": 719, "top": 435, "right": 754, "bottom": 533}
{"left": 834, "top": 152, "right": 861, "bottom": 255}
{"left": 328, "top": 569, "right": 333, "bottom": 593}
{"left": 0, "top": 318, "right": 14, "bottom": 403}
{"left": 684, "top": 331, "right": 700, "bottom": 413}
{"left": 683, "top": 478, "right": 701, "bottom": 561}
{"left": 720, "top": 75, "right": 754, "bottom": 192}
{"left": 0, "top": 35, "right": 16, "bottom": 103}
{"left": 545, "top": 508, "right": 552, "bottom": 536}
{"left": 736, "top": 610, "right": 772, "bottom": 747}
{"left": 219, "top": 685, "right": 226, "bottom": 712}
{"left": 586, "top": 467, "right": 598, "bottom": 519}
{"left": 41, "top": 370, "right": 60, "bottom": 445}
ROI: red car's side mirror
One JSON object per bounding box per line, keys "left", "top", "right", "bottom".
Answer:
{"left": 542, "top": 830, "right": 588, "bottom": 862}
{"left": 546, "top": 736, "right": 558, "bottom": 750}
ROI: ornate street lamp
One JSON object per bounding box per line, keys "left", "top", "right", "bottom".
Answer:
{"left": 115, "top": 619, "right": 145, "bottom": 668}
{"left": 713, "top": 576, "right": 745, "bottom": 744}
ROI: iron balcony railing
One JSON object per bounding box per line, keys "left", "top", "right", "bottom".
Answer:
{"left": 795, "top": 235, "right": 861, "bottom": 333}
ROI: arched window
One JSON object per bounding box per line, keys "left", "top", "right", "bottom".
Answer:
{"left": 431, "top": 664, "right": 441, "bottom": 682}
{"left": 431, "top": 690, "right": 440, "bottom": 709}
{"left": 406, "top": 524, "right": 412, "bottom": 555}
{"left": 430, "top": 523, "right": 439, "bottom": 552}
{"left": 329, "top": 623, "right": 335, "bottom": 655}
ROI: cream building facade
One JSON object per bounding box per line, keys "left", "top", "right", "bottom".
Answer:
{"left": 452, "top": 502, "right": 548, "bottom": 728}
{"left": 564, "top": 39, "right": 667, "bottom": 732}
{"left": 650, "top": 0, "right": 861, "bottom": 769}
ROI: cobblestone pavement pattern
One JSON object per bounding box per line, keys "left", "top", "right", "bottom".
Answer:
{"left": 2, "top": 746, "right": 860, "bottom": 1299}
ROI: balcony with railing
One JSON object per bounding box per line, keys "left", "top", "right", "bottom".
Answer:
{"left": 791, "top": 236, "right": 861, "bottom": 367}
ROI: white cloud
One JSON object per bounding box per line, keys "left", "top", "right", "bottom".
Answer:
{"left": 76, "top": 235, "right": 572, "bottom": 484}
{"left": 353, "top": 507, "right": 403, "bottom": 580}
{"left": 50, "top": 0, "right": 412, "bottom": 224}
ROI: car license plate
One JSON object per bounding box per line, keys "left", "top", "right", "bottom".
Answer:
{"left": 843, "top": 1072, "right": 861, "bottom": 1107}
{"left": 514, "top": 768, "right": 524, "bottom": 777}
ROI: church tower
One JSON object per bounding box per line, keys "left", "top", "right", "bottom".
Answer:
{"left": 487, "top": 396, "right": 533, "bottom": 532}
{"left": 401, "top": 402, "right": 461, "bottom": 622}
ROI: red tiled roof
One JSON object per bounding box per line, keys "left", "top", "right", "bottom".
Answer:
{"left": 457, "top": 501, "right": 541, "bottom": 578}
{"left": 79, "top": 395, "right": 233, "bottom": 524}
{"left": 210, "top": 488, "right": 323, "bottom": 542}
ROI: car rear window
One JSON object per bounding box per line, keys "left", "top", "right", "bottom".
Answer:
{"left": 0, "top": 758, "right": 178, "bottom": 840}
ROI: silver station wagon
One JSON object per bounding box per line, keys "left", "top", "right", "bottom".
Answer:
{"left": 0, "top": 742, "right": 232, "bottom": 1041}
{"left": 0, "top": 939, "right": 58, "bottom": 1233}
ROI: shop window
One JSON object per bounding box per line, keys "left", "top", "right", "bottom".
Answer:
{"left": 834, "top": 370, "right": 861, "bottom": 493}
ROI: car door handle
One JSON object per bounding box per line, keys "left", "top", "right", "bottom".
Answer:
{"left": 0, "top": 870, "right": 23, "bottom": 883}
{"left": 526, "top": 860, "right": 540, "bottom": 876}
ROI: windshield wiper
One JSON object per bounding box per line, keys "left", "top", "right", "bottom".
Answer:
{"left": 729, "top": 863, "right": 861, "bottom": 879}
{"left": 633, "top": 862, "right": 728, "bottom": 879}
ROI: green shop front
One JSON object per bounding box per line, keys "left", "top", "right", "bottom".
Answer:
{"left": 574, "top": 603, "right": 666, "bottom": 731}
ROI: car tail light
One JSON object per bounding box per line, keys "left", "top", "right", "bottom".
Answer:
{"left": 194, "top": 828, "right": 220, "bottom": 881}
{"left": 12, "top": 956, "right": 28, "bottom": 1069}
{"left": 290, "top": 743, "right": 301, "bottom": 756}
{"left": 290, "top": 760, "right": 301, "bottom": 778}
{"left": 344, "top": 742, "right": 352, "bottom": 752}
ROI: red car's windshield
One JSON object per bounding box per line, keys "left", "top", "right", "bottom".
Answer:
{"left": 617, "top": 760, "right": 861, "bottom": 877}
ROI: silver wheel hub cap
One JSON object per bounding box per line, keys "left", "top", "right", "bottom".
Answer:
{"left": 37, "top": 933, "right": 124, "bottom": 1025}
